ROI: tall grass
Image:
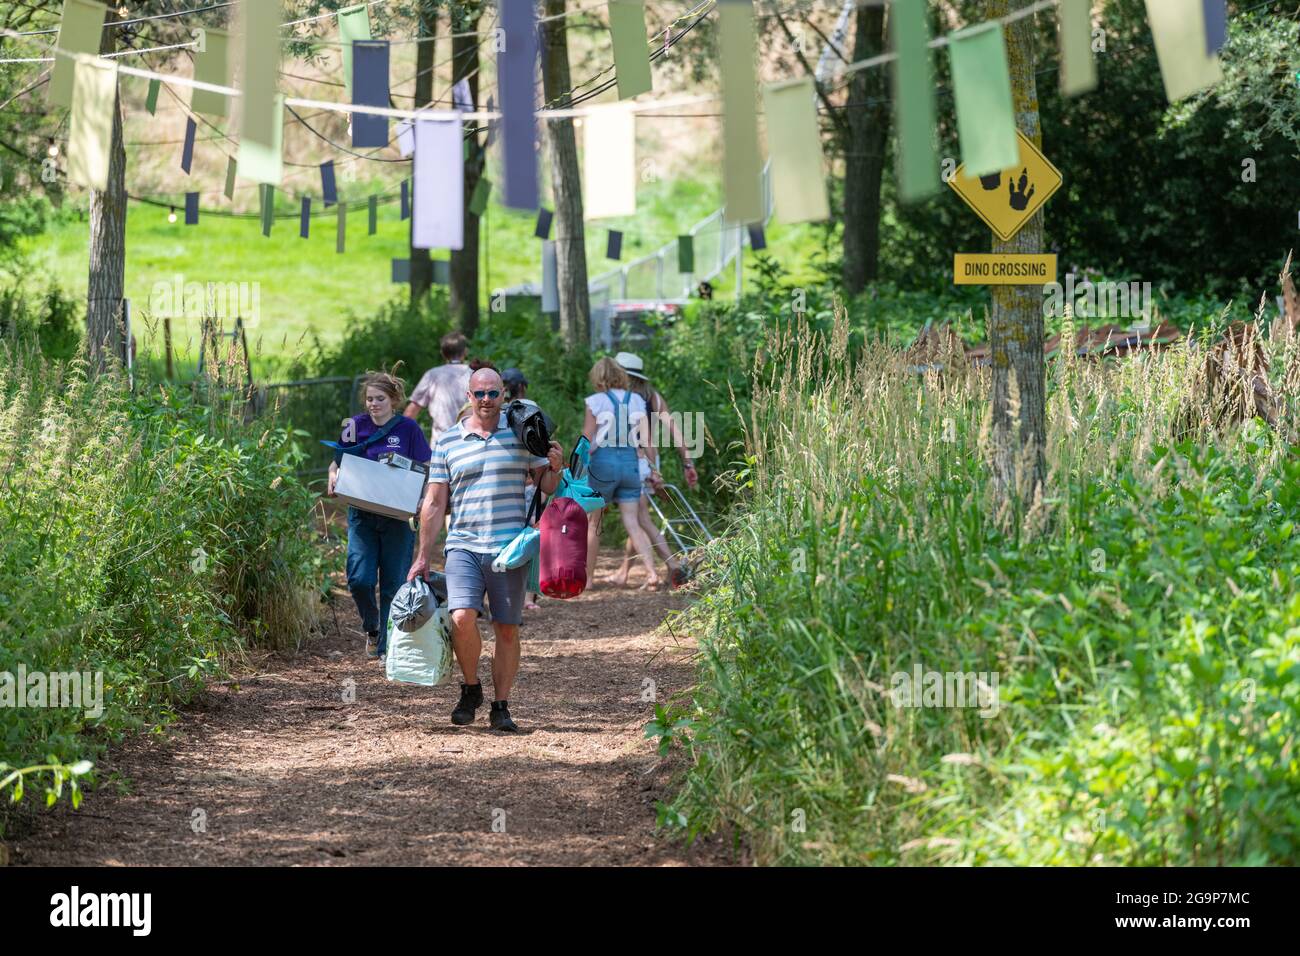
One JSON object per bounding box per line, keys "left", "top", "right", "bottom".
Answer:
{"left": 0, "top": 340, "right": 327, "bottom": 822}
{"left": 665, "top": 307, "right": 1300, "bottom": 865}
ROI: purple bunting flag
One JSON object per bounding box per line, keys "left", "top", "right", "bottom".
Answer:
{"left": 535, "top": 207, "right": 553, "bottom": 240}
{"left": 498, "top": 1, "right": 539, "bottom": 209}
{"left": 352, "top": 40, "right": 390, "bottom": 148}
{"left": 181, "top": 117, "right": 196, "bottom": 174}
{"left": 321, "top": 160, "right": 338, "bottom": 207}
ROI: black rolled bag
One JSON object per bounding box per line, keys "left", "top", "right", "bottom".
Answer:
{"left": 504, "top": 400, "right": 555, "bottom": 458}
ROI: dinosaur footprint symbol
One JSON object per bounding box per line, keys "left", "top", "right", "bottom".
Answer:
{"left": 1009, "top": 168, "right": 1035, "bottom": 211}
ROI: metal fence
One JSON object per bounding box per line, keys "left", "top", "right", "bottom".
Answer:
{"left": 588, "top": 162, "right": 774, "bottom": 350}
{"left": 249, "top": 374, "right": 363, "bottom": 479}
{"left": 250, "top": 163, "right": 777, "bottom": 470}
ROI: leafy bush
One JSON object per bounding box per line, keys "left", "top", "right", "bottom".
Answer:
{"left": 0, "top": 283, "right": 81, "bottom": 361}
{"left": 664, "top": 309, "right": 1300, "bottom": 865}
{"left": 0, "top": 341, "right": 326, "bottom": 825}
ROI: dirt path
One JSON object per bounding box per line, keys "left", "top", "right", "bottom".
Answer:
{"left": 10, "top": 549, "right": 735, "bottom": 866}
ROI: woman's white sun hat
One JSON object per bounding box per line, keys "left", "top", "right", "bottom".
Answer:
{"left": 615, "top": 351, "right": 647, "bottom": 379}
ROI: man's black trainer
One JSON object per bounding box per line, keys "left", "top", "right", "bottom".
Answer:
{"left": 489, "top": 700, "right": 518, "bottom": 732}
{"left": 451, "top": 682, "right": 483, "bottom": 725}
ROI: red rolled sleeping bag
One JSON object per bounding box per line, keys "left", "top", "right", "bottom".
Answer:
{"left": 538, "top": 496, "right": 588, "bottom": 598}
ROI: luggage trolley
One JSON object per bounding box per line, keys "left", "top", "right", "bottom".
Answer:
{"left": 647, "top": 483, "right": 714, "bottom": 574}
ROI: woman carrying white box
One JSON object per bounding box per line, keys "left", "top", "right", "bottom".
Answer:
{"left": 326, "top": 370, "right": 432, "bottom": 659}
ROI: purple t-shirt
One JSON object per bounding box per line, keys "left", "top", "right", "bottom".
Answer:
{"left": 341, "top": 414, "right": 432, "bottom": 463}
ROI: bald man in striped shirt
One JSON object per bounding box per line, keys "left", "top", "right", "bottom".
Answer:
{"left": 408, "top": 368, "right": 564, "bottom": 732}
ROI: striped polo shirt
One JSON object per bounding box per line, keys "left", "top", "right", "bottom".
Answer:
{"left": 429, "top": 412, "right": 549, "bottom": 555}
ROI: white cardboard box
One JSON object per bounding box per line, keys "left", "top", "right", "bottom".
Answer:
{"left": 335, "top": 454, "right": 427, "bottom": 519}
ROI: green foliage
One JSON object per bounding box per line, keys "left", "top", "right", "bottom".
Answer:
{"left": 888, "top": 0, "right": 1298, "bottom": 296}
{"left": 0, "top": 283, "right": 81, "bottom": 361}
{"left": 0, "top": 340, "right": 326, "bottom": 827}
{"left": 0, "top": 195, "right": 55, "bottom": 262}
{"left": 665, "top": 311, "right": 1300, "bottom": 865}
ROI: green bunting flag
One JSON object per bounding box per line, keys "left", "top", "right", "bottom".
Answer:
{"left": 237, "top": 93, "right": 285, "bottom": 187}
{"left": 948, "top": 21, "right": 1018, "bottom": 178}
{"left": 1144, "top": 0, "right": 1222, "bottom": 103}
{"left": 145, "top": 78, "right": 161, "bottom": 116}
{"left": 891, "top": 0, "right": 938, "bottom": 202}
{"left": 235, "top": 2, "right": 281, "bottom": 173}
{"left": 609, "top": 0, "right": 653, "bottom": 100}
{"left": 191, "top": 27, "right": 231, "bottom": 117}
{"left": 338, "top": 4, "right": 373, "bottom": 99}
{"left": 469, "top": 176, "right": 492, "bottom": 217}
{"left": 761, "top": 77, "right": 829, "bottom": 224}
{"left": 1059, "top": 0, "right": 1097, "bottom": 96}
{"left": 337, "top": 204, "right": 347, "bottom": 254}
{"left": 368, "top": 195, "right": 377, "bottom": 235}
{"left": 677, "top": 235, "right": 694, "bottom": 274}
{"left": 67, "top": 54, "right": 117, "bottom": 191}
{"left": 260, "top": 184, "right": 274, "bottom": 237}
{"left": 718, "top": 0, "right": 763, "bottom": 225}
{"left": 223, "top": 157, "right": 237, "bottom": 200}
{"left": 49, "top": 0, "right": 107, "bottom": 108}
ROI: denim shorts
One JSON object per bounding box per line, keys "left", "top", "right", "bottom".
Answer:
{"left": 586, "top": 446, "right": 641, "bottom": 504}
{"left": 444, "top": 548, "right": 527, "bottom": 626}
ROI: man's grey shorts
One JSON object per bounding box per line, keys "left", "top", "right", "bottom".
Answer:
{"left": 444, "top": 548, "right": 527, "bottom": 626}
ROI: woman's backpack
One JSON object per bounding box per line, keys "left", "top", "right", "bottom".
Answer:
{"left": 538, "top": 496, "right": 588, "bottom": 598}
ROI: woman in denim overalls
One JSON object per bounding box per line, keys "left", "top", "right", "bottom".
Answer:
{"left": 580, "top": 358, "right": 663, "bottom": 589}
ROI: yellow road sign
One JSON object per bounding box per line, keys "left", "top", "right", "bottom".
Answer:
{"left": 953, "top": 253, "right": 1057, "bottom": 285}
{"left": 948, "top": 130, "right": 1062, "bottom": 242}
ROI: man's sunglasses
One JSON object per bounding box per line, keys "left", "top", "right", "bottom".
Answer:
{"left": 472, "top": 389, "right": 502, "bottom": 400}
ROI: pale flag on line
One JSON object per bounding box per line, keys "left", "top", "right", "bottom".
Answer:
{"left": 582, "top": 104, "right": 636, "bottom": 221}
{"left": 412, "top": 118, "right": 464, "bottom": 250}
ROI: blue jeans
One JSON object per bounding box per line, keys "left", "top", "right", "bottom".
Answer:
{"left": 587, "top": 445, "right": 641, "bottom": 504}
{"left": 346, "top": 507, "right": 416, "bottom": 652}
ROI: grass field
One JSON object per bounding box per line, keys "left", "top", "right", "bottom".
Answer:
{"left": 18, "top": 166, "right": 826, "bottom": 379}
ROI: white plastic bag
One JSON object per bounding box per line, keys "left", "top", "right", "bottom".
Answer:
{"left": 385, "top": 606, "right": 453, "bottom": 686}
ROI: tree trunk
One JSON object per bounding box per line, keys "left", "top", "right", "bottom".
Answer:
{"left": 986, "top": 0, "right": 1046, "bottom": 509}
{"left": 840, "top": 3, "right": 889, "bottom": 294}
{"left": 450, "top": 3, "right": 482, "bottom": 336}
{"left": 408, "top": 0, "right": 436, "bottom": 304}
{"left": 540, "top": 0, "right": 590, "bottom": 350}
{"left": 85, "top": 3, "right": 127, "bottom": 375}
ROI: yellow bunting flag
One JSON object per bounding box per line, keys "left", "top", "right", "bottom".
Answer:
{"left": 1144, "top": 0, "right": 1222, "bottom": 103}
{"left": 718, "top": 0, "right": 763, "bottom": 225}
{"left": 1059, "top": 0, "right": 1097, "bottom": 96}
{"left": 238, "top": 93, "right": 285, "bottom": 187}
{"left": 609, "top": 0, "right": 653, "bottom": 100}
{"left": 191, "top": 27, "right": 231, "bottom": 117}
{"left": 49, "top": 0, "right": 107, "bottom": 108}
{"left": 761, "top": 77, "right": 829, "bottom": 224}
{"left": 67, "top": 54, "right": 118, "bottom": 191}
{"left": 235, "top": 1, "right": 281, "bottom": 161}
